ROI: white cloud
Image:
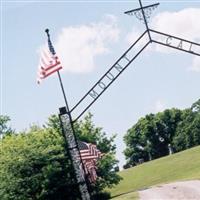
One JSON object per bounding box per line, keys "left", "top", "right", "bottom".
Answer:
{"left": 151, "top": 8, "right": 200, "bottom": 41}
{"left": 128, "top": 9, "right": 200, "bottom": 72}
{"left": 150, "top": 8, "right": 200, "bottom": 54}
{"left": 125, "top": 28, "right": 150, "bottom": 50}
{"left": 125, "top": 8, "right": 200, "bottom": 60}
{"left": 149, "top": 8, "right": 200, "bottom": 71}
{"left": 54, "top": 15, "right": 120, "bottom": 73}
{"left": 126, "top": 28, "right": 141, "bottom": 44}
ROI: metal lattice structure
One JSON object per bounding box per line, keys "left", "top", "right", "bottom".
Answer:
{"left": 59, "top": 107, "right": 90, "bottom": 200}
{"left": 124, "top": 2, "right": 159, "bottom": 23}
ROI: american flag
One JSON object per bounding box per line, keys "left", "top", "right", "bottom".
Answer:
{"left": 37, "top": 48, "right": 62, "bottom": 84}
{"left": 78, "top": 141, "right": 102, "bottom": 183}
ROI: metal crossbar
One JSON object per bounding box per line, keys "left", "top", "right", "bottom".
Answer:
{"left": 71, "top": 31, "right": 150, "bottom": 122}
{"left": 124, "top": 3, "right": 159, "bottom": 14}
{"left": 70, "top": 1, "right": 200, "bottom": 122}
{"left": 150, "top": 29, "right": 200, "bottom": 56}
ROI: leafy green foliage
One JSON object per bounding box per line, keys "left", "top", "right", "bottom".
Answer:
{"left": 172, "top": 108, "right": 200, "bottom": 152}
{"left": 124, "top": 99, "right": 200, "bottom": 167}
{"left": 46, "top": 112, "right": 122, "bottom": 197}
{"left": 75, "top": 113, "right": 117, "bottom": 154}
{"left": 191, "top": 99, "right": 200, "bottom": 112}
{"left": 0, "top": 113, "right": 121, "bottom": 200}
{"left": 0, "top": 115, "right": 14, "bottom": 137}
{"left": 0, "top": 128, "right": 78, "bottom": 200}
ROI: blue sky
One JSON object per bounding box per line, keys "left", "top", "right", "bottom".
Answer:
{"left": 1, "top": 0, "right": 200, "bottom": 168}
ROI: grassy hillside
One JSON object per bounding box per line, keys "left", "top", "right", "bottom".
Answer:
{"left": 109, "top": 145, "right": 200, "bottom": 198}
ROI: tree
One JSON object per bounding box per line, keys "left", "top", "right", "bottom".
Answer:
{"left": 47, "top": 113, "right": 121, "bottom": 198}
{"left": 0, "top": 115, "right": 14, "bottom": 137}
{"left": 0, "top": 128, "right": 78, "bottom": 200}
{"left": 172, "top": 107, "right": 200, "bottom": 152}
{"left": 124, "top": 99, "right": 200, "bottom": 168}
{"left": 154, "top": 109, "right": 182, "bottom": 155}
{"left": 0, "top": 113, "right": 121, "bottom": 200}
{"left": 124, "top": 109, "right": 182, "bottom": 167}
{"left": 124, "top": 114, "right": 155, "bottom": 166}
{"left": 191, "top": 98, "right": 200, "bottom": 113}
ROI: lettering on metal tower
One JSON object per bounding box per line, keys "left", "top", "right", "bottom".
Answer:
{"left": 59, "top": 107, "right": 90, "bottom": 200}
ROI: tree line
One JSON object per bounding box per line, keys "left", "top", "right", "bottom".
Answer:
{"left": 0, "top": 113, "right": 121, "bottom": 200}
{"left": 123, "top": 99, "right": 200, "bottom": 168}
{"left": 1, "top": 99, "right": 200, "bottom": 199}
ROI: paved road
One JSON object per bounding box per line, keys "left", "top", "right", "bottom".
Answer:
{"left": 139, "top": 180, "right": 200, "bottom": 200}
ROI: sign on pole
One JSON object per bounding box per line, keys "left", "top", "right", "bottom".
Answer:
{"left": 59, "top": 107, "right": 90, "bottom": 200}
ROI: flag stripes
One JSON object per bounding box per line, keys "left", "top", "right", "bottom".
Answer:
{"left": 78, "top": 141, "right": 102, "bottom": 183}
{"left": 37, "top": 48, "right": 62, "bottom": 84}
{"left": 80, "top": 144, "right": 101, "bottom": 160}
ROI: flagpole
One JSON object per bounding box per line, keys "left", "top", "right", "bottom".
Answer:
{"left": 56, "top": 69, "right": 91, "bottom": 199}
{"left": 57, "top": 70, "right": 70, "bottom": 112}
{"left": 44, "top": 29, "right": 69, "bottom": 112}
{"left": 44, "top": 29, "right": 91, "bottom": 200}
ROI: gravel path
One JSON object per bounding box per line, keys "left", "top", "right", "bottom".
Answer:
{"left": 139, "top": 180, "right": 200, "bottom": 200}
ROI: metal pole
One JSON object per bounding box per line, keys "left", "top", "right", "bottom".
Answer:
{"left": 45, "top": 29, "right": 91, "bottom": 200}
{"left": 59, "top": 107, "right": 91, "bottom": 200}
{"left": 56, "top": 70, "right": 91, "bottom": 185}
{"left": 57, "top": 72, "right": 91, "bottom": 200}
{"left": 57, "top": 71, "right": 70, "bottom": 113}
{"left": 138, "top": 0, "right": 152, "bottom": 41}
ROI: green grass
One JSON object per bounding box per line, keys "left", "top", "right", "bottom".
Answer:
{"left": 109, "top": 145, "right": 200, "bottom": 198}
{"left": 111, "top": 191, "right": 138, "bottom": 200}
{"left": 112, "top": 192, "right": 139, "bottom": 200}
